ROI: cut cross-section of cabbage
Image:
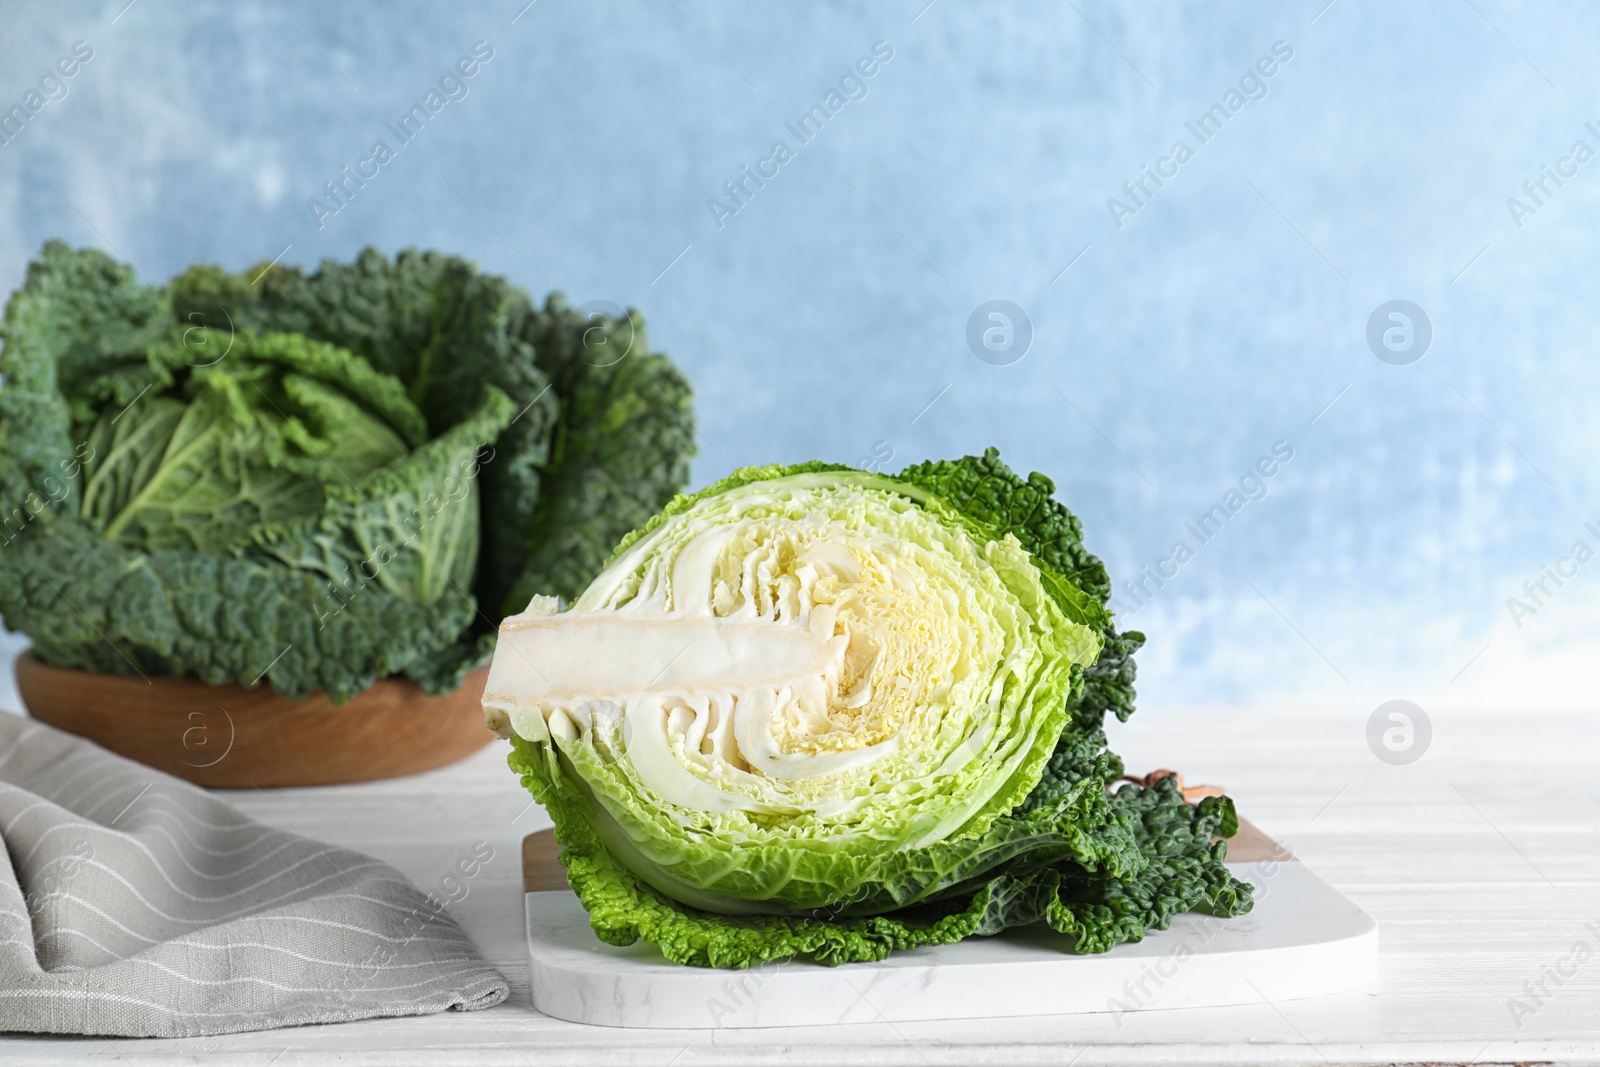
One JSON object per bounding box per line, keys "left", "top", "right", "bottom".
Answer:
{"left": 485, "top": 470, "right": 1101, "bottom": 915}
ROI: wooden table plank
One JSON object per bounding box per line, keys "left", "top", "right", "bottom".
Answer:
{"left": 2, "top": 707, "right": 1596, "bottom": 1065}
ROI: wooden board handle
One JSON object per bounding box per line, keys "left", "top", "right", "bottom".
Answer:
{"left": 523, "top": 829, "right": 568, "bottom": 892}
{"left": 1228, "top": 817, "right": 1293, "bottom": 863}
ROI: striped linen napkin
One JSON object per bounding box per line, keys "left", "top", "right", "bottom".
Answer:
{"left": 0, "top": 714, "right": 508, "bottom": 1036}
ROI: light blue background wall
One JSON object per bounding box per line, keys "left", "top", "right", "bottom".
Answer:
{"left": 1, "top": 0, "right": 1595, "bottom": 713}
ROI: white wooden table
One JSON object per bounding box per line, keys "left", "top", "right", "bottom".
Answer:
{"left": 3, "top": 702, "right": 1597, "bottom": 1066}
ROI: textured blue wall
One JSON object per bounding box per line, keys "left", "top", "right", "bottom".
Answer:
{"left": 1, "top": 0, "right": 1595, "bottom": 712}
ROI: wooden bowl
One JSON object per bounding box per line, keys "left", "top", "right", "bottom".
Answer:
{"left": 14, "top": 651, "right": 494, "bottom": 788}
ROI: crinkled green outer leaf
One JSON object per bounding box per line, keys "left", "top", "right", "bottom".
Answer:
{"left": 77, "top": 330, "right": 430, "bottom": 555}
{"left": 508, "top": 449, "right": 1253, "bottom": 966}
{"left": 0, "top": 243, "right": 694, "bottom": 700}
{"left": 511, "top": 733, "right": 1250, "bottom": 968}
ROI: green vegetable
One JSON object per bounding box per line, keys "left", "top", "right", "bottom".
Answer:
{"left": 490, "top": 449, "right": 1252, "bottom": 967}
{"left": 0, "top": 242, "right": 694, "bottom": 701}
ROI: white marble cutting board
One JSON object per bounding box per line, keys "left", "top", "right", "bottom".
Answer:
{"left": 521, "top": 826, "right": 1377, "bottom": 1029}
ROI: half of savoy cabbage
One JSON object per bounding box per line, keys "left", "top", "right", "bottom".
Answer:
{"left": 489, "top": 449, "right": 1253, "bottom": 967}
